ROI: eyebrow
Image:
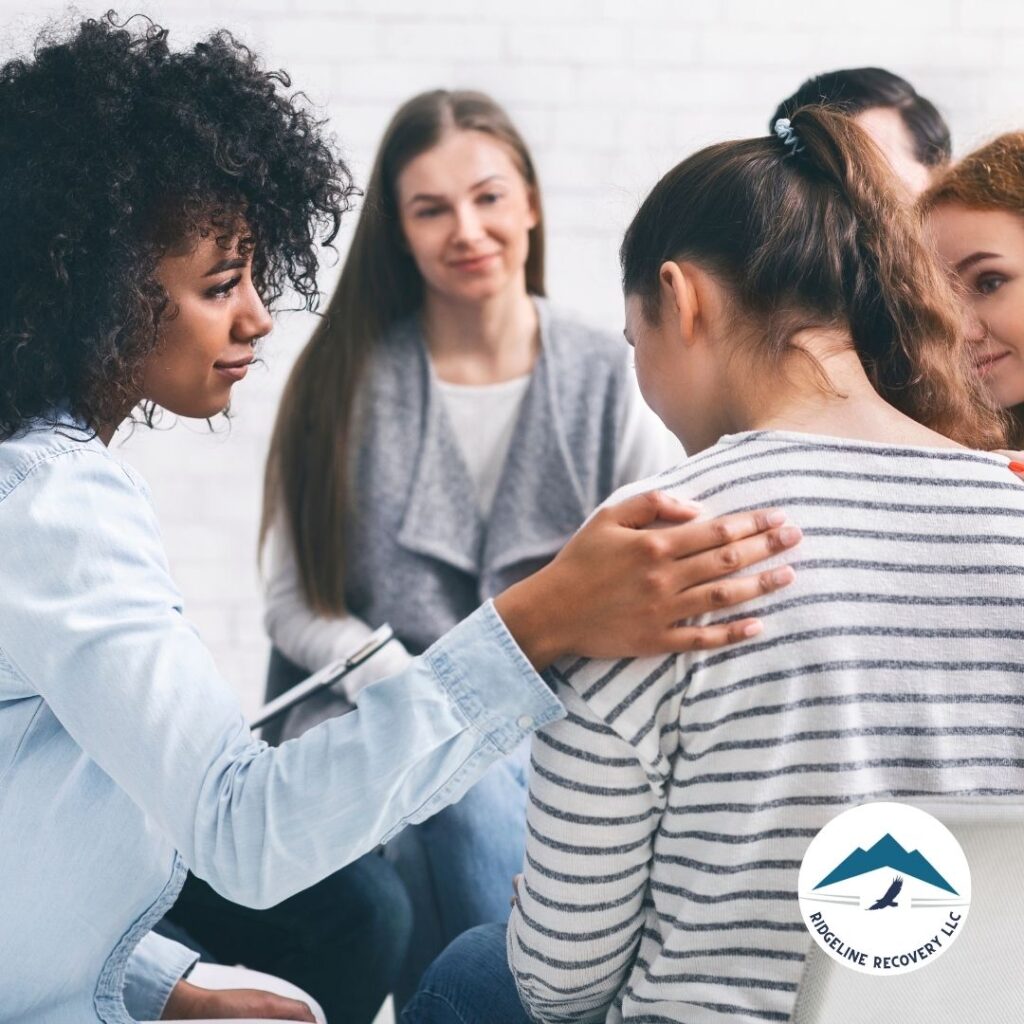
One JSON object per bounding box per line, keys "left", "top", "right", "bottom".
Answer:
{"left": 955, "top": 251, "right": 1001, "bottom": 273}
{"left": 203, "top": 256, "right": 248, "bottom": 277}
{"left": 406, "top": 174, "right": 507, "bottom": 206}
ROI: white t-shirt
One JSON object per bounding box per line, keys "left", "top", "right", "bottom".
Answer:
{"left": 437, "top": 367, "right": 681, "bottom": 517}
{"left": 436, "top": 374, "right": 531, "bottom": 517}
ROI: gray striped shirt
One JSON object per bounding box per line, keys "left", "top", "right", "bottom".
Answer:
{"left": 508, "top": 430, "right": 1024, "bottom": 1024}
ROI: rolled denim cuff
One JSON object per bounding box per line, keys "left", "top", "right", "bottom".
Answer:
{"left": 425, "top": 600, "right": 565, "bottom": 755}
{"left": 122, "top": 930, "right": 200, "bottom": 1022}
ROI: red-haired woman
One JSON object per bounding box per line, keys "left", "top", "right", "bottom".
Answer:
{"left": 923, "top": 133, "right": 1024, "bottom": 451}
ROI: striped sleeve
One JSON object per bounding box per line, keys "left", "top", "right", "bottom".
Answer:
{"left": 507, "top": 655, "right": 677, "bottom": 1023}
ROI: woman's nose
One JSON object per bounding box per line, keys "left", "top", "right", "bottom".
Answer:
{"left": 452, "top": 202, "right": 485, "bottom": 244}
{"left": 237, "top": 282, "right": 273, "bottom": 342}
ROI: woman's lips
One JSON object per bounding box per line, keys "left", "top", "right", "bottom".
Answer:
{"left": 975, "top": 351, "right": 1011, "bottom": 375}
{"left": 214, "top": 357, "right": 253, "bottom": 382}
{"left": 449, "top": 252, "right": 500, "bottom": 272}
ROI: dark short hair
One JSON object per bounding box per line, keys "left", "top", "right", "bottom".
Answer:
{"left": 0, "top": 13, "right": 353, "bottom": 438}
{"left": 771, "top": 67, "right": 951, "bottom": 168}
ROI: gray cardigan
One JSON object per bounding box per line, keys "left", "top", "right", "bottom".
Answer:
{"left": 269, "top": 300, "right": 638, "bottom": 739}
{"left": 346, "top": 298, "right": 633, "bottom": 655}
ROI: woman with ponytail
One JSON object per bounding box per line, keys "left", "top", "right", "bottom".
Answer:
{"left": 404, "top": 108, "right": 1024, "bottom": 1024}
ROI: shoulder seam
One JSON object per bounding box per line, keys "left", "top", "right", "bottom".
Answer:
{"left": 0, "top": 444, "right": 136, "bottom": 507}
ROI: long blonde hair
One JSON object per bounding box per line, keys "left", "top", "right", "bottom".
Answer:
{"left": 262, "top": 90, "right": 546, "bottom": 614}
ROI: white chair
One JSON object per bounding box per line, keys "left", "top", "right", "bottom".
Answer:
{"left": 792, "top": 798, "right": 1024, "bottom": 1023}
{"left": 147, "top": 962, "right": 326, "bottom": 1024}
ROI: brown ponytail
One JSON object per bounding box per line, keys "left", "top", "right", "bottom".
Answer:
{"left": 621, "top": 106, "right": 1006, "bottom": 450}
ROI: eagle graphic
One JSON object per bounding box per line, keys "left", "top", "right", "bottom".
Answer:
{"left": 867, "top": 875, "right": 903, "bottom": 910}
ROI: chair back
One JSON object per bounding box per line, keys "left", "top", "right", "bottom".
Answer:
{"left": 792, "top": 798, "right": 1024, "bottom": 1022}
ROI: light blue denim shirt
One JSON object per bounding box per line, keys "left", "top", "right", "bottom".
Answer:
{"left": 0, "top": 412, "right": 564, "bottom": 1023}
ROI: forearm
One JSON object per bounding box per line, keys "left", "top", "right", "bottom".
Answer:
{"left": 493, "top": 565, "right": 570, "bottom": 671}
{"left": 190, "top": 602, "right": 564, "bottom": 908}
{"left": 11, "top": 493, "right": 563, "bottom": 914}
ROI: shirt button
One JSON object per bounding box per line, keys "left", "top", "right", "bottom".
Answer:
{"left": 517, "top": 715, "right": 535, "bottom": 730}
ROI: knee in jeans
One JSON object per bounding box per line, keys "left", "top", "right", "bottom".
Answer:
{"left": 422, "top": 924, "right": 508, "bottom": 997}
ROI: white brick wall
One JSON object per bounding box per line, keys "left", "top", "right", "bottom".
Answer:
{"left": 3, "top": 0, "right": 1022, "bottom": 716}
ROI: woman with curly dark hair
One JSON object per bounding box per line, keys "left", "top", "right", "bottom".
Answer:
{"left": 0, "top": 14, "right": 800, "bottom": 1024}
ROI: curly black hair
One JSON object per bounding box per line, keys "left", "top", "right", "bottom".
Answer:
{"left": 0, "top": 11, "right": 353, "bottom": 438}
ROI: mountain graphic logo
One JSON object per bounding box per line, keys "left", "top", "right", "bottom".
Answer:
{"left": 798, "top": 803, "right": 971, "bottom": 977}
{"left": 813, "top": 832, "right": 957, "bottom": 895}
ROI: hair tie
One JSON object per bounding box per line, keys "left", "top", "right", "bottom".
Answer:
{"left": 774, "top": 117, "right": 804, "bottom": 156}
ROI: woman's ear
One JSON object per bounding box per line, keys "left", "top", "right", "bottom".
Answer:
{"left": 658, "top": 261, "right": 700, "bottom": 347}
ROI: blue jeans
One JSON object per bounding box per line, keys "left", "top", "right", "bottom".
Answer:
{"left": 402, "top": 922, "right": 530, "bottom": 1024}
{"left": 387, "top": 741, "right": 529, "bottom": 1009}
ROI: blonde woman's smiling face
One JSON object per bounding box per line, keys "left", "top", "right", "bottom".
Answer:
{"left": 396, "top": 129, "right": 537, "bottom": 306}
{"left": 927, "top": 203, "right": 1024, "bottom": 411}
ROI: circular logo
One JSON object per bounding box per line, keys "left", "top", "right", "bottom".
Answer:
{"left": 798, "top": 802, "right": 971, "bottom": 975}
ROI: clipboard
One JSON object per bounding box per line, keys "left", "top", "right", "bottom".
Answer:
{"left": 251, "top": 623, "right": 396, "bottom": 732}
